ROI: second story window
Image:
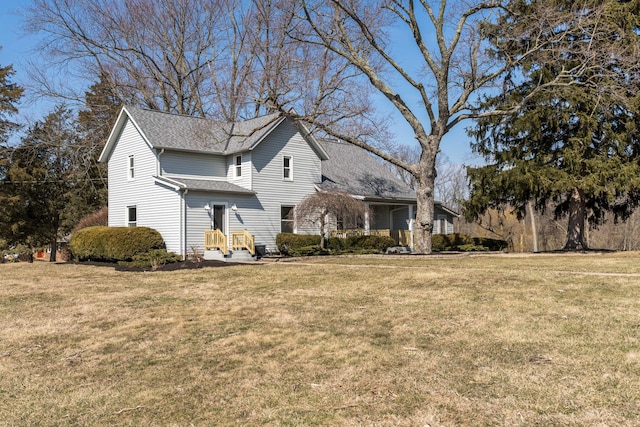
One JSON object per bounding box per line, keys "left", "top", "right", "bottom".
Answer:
{"left": 235, "top": 155, "right": 242, "bottom": 177}
{"left": 283, "top": 155, "right": 292, "bottom": 180}
{"left": 128, "top": 155, "right": 135, "bottom": 180}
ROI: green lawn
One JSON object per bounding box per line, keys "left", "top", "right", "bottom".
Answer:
{"left": 1, "top": 253, "right": 639, "bottom": 425}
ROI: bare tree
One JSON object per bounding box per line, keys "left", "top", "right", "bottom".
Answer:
{"left": 293, "top": 191, "right": 369, "bottom": 249}
{"left": 268, "top": 0, "right": 629, "bottom": 253}
{"left": 25, "top": 0, "right": 377, "bottom": 126}
{"left": 26, "top": 0, "right": 232, "bottom": 116}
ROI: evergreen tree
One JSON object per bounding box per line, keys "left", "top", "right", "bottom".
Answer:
{"left": 465, "top": 0, "right": 640, "bottom": 250}
{"left": 0, "top": 62, "right": 24, "bottom": 255}
{"left": 0, "top": 105, "right": 85, "bottom": 261}
{"left": 0, "top": 63, "right": 23, "bottom": 145}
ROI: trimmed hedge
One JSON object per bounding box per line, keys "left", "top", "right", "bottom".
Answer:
{"left": 70, "top": 226, "right": 165, "bottom": 262}
{"left": 342, "top": 235, "right": 397, "bottom": 251}
{"left": 277, "top": 233, "right": 397, "bottom": 256}
{"left": 276, "top": 233, "right": 321, "bottom": 255}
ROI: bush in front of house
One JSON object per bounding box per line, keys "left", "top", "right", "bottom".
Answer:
{"left": 70, "top": 226, "right": 165, "bottom": 262}
{"left": 277, "top": 233, "right": 397, "bottom": 256}
{"left": 118, "top": 249, "right": 182, "bottom": 270}
{"left": 344, "top": 235, "right": 397, "bottom": 252}
{"left": 276, "top": 233, "right": 322, "bottom": 255}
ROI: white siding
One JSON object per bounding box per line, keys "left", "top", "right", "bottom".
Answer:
{"left": 185, "top": 191, "right": 262, "bottom": 253}
{"left": 247, "top": 120, "right": 322, "bottom": 251}
{"left": 107, "top": 118, "right": 183, "bottom": 255}
{"left": 161, "top": 150, "right": 226, "bottom": 179}
{"left": 226, "top": 152, "right": 252, "bottom": 190}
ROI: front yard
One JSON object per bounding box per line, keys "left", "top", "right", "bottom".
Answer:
{"left": 1, "top": 253, "right": 640, "bottom": 425}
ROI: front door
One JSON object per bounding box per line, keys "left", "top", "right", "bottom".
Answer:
{"left": 213, "top": 204, "right": 225, "bottom": 233}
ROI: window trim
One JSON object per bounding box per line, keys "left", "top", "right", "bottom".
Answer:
{"left": 235, "top": 154, "right": 242, "bottom": 178}
{"left": 128, "top": 155, "right": 135, "bottom": 180}
{"left": 127, "top": 205, "right": 137, "bottom": 227}
{"left": 283, "top": 155, "right": 292, "bottom": 181}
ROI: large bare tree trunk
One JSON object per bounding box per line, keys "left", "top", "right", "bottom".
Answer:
{"left": 413, "top": 146, "right": 437, "bottom": 254}
{"left": 564, "top": 188, "right": 588, "bottom": 250}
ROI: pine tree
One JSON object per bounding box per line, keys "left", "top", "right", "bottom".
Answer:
{"left": 0, "top": 62, "right": 24, "bottom": 255}
{"left": 0, "top": 63, "right": 23, "bottom": 145}
{"left": 1, "top": 105, "right": 84, "bottom": 260}
{"left": 465, "top": 0, "right": 640, "bottom": 250}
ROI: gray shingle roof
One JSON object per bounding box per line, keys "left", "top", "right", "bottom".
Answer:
{"left": 125, "top": 106, "right": 282, "bottom": 154}
{"left": 318, "top": 140, "right": 417, "bottom": 202}
{"left": 156, "top": 176, "right": 255, "bottom": 194}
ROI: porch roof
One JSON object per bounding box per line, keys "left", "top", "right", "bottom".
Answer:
{"left": 318, "top": 140, "right": 417, "bottom": 202}
{"left": 155, "top": 176, "right": 256, "bottom": 194}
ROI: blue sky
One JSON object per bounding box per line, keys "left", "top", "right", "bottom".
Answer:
{"left": 0, "top": 0, "right": 480, "bottom": 166}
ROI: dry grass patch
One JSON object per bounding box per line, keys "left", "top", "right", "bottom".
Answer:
{"left": 1, "top": 253, "right": 640, "bottom": 425}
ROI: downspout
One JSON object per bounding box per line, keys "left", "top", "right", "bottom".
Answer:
{"left": 157, "top": 148, "right": 164, "bottom": 176}
{"left": 181, "top": 189, "right": 188, "bottom": 259}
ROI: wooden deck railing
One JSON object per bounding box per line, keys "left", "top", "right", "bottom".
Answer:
{"left": 231, "top": 229, "right": 255, "bottom": 256}
{"left": 204, "top": 229, "right": 228, "bottom": 255}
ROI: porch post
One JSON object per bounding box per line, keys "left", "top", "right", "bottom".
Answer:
{"left": 364, "top": 202, "right": 370, "bottom": 236}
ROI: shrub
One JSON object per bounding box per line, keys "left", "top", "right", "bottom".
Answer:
{"left": 432, "top": 233, "right": 473, "bottom": 251}
{"left": 70, "top": 226, "right": 165, "bottom": 262}
{"left": 276, "top": 233, "right": 321, "bottom": 255}
{"left": 327, "top": 237, "right": 346, "bottom": 251}
{"left": 276, "top": 233, "right": 395, "bottom": 256}
{"left": 118, "top": 249, "right": 182, "bottom": 270}
{"left": 345, "top": 235, "right": 397, "bottom": 251}
{"left": 473, "top": 237, "right": 509, "bottom": 252}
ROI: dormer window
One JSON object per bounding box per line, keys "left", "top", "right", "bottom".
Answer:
{"left": 235, "top": 155, "right": 242, "bottom": 177}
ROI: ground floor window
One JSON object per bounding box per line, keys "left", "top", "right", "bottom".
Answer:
{"left": 281, "top": 206, "right": 294, "bottom": 233}
{"left": 127, "top": 206, "right": 137, "bottom": 227}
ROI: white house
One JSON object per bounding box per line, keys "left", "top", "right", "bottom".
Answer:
{"left": 99, "top": 106, "right": 457, "bottom": 259}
